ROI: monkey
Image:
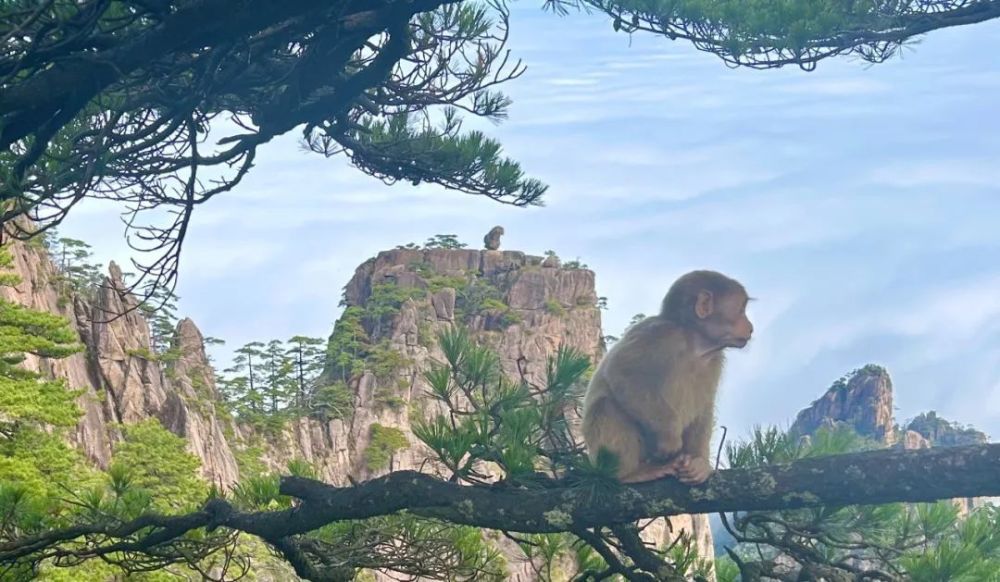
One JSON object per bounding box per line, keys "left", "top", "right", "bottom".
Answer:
{"left": 582, "top": 270, "right": 753, "bottom": 485}
{"left": 483, "top": 226, "right": 504, "bottom": 251}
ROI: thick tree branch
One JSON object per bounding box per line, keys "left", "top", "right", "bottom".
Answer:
{"left": 4, "top": 443, "right": 999, "bottom": 568}
{"left": 255, "top": 443, "right": 1000, "bottom": 537}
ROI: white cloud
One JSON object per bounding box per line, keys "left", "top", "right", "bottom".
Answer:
{"left": 773, "top": 77, "right": 892, "bottom": 96}
{"left": 178, "top": 238, "right": 282, "bottom": 280}
{"left": 867, "top": 159, "right": 1000, "bottom": 188}
{"left": 545, "top": 77, "right": 600, "bottom": 87}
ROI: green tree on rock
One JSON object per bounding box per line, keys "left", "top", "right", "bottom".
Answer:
{"left": 0, "top": 245, "right": 100, "bottom": 580}
{"left": 111, "top": 419, "right": 208, "bottom": 512}
{"left": 46, "top": 236, "right": 104, "bottom": 298}
{"left": 138, "top": 285, "right": 181, "bottom": 355}
{"left": 0, "top": 245, "right": 82, "bottom": 431}
{"left": 424, "top": 234, "right": 467, "bottom": 250}
{"left": 221, "top": 341, "right": 266, "bottom": 418}
{"left": 286, "top": 336, "right": 326, "bottom": 408}
{"left": 262, "top": 339, "right": 294, "bottom": 414}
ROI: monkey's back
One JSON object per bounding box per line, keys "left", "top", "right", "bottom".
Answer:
{"left": 582, "top": 317, "right": 673, "bottom": 424}
{"left": 582, "top": 316, "right": 721, "bottom": 435}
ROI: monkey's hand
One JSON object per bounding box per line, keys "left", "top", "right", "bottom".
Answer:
{"left": 672, "top": 454, "right": 714, "bottom": 485}
{"left": 646, "top": 431, "right": 683, "bottom": 465}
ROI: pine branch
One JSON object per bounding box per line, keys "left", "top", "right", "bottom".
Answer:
{"left": 5, "top": 443, "right": 1000, "bottom": 575}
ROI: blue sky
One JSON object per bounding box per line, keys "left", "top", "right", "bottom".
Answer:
{"left": 60, "top": 6, "right": 1000, "bottom": 445}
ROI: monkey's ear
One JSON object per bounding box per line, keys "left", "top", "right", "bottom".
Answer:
{"left": 694, "top": 290, "right": 714, "bottom": 319}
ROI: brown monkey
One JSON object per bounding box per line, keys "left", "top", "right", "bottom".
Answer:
{"left": 582, "top": 270, "right": 753, "bottom": 484}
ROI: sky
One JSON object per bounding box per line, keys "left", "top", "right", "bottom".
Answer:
{"left": 58, "top": 6, "right": 1000, "bottom": 446}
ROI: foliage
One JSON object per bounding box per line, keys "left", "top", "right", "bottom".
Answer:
{"left": 233, "top": 443, "right": 267, "bottom": 479}
{"left": 454, "top": 276, "right": 505, "bottom": 322}
{"left": 6, "top": 312, "right": 1000, "bottom": 579}
{"left": 365, "top": 424, "right": 410, "bottom": 472}
{"left": 287, "top": 336, "right": 326, "bottom": 408}
{"left": 0, "top": 246, "right": 83, "bottom": 434}
{"left": 364, "top": 283, "right": 427, "bottom": 337}
{"left": 826, "top": 363, "right": 888, "bottom": 394}
{"left": 413, "top": 326, "right": 593, "bottom": 482}
{"left": 325, "top": 306, "right": 369, "bottom": 383}
{"left": 220, "top": 341, "right": 266, "bottom": 418}
{"left": 46, "top": 235, "right": 104, "bottom": 300}
{"left": 311, "top": 381, "right": 356, "bottom": 421}
{"left": 261, "top": 339, "right": 295, "bottom": 413}
{"left": 544, "top": 299, "right": 567, "bottom": 316}
{"left": 133, "top": 281, "right": 181, "bottom": 355}
{"left": 0, "top": 248, "right": 224, "bottom": 580}
{"left": 562, "top": 259, "right": 588, "bottom": 270}
{"left": 551, "top": 0, "right": 1000, "bottom": 71}
{"left": 369, "top": 342, "right": 413, "bottom": 407}
{"left": 112, "top": 420, "right": 208, "bottom": 511}
{"left": 216, "top": 334, "right": 329, "bottom": 429}
{"left": 308, "top": 514, "right": 510, "bottom": 580}
{"left": 424, "top": 234, "right": 468, "bottom": 249}
{"left": 479, "top": 297, "right": 521, "bottom": 328}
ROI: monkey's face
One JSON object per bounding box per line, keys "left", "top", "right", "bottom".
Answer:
{"left": 696, "top": 290, "right": 753, "bottom": 349}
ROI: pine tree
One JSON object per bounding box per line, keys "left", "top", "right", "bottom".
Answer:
{"left": 136, "top": 285, "right": 181, "bottom": 355}
{"left": 49, "top": 236, "right": 104, "bottom": 295}
{"left": 423, "top": 234, "right": 467, "bottom": 249}
{"left": 261, "top": 339, "right": 293, "bottom": 414}
{"left": 0, "top": 246, "right": 83, "bottom": 432}
{"left": 286, "top": 336, "right": 325, "bottom": 408}
{"left": 0, "top": 244, "right": 97, "bottom": 581}
{"left": 224, "top": 341, "right": 266, "bottom": 417}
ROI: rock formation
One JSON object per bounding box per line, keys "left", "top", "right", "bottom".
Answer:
{"left": 905, "top": 410, "right": 988, "bottom": 448}
{"left": 789, "top": 365, "right": 993, "bottom": 516}
{"left": 483, "top": 225, "right": 504, "bottom": 250}
{"left": 3, "top": 238, "right": 717, "bottom": 580}
{"left": 790, "top": 364, "right": 895, "bottom": 444}
{"left": 1, "top": 240, "right": 238, "bottom": 486}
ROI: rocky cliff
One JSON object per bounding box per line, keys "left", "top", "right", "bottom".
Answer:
{"left": 249, "top": 247, "right": 605, "bottom": 484}
{"left": 2, "top": 239, "right": 716, "bottom": 580}
{"left": 1, "top": 239, "right": 239, "bottom": 487}
{"left": 789, "top": 364, "right": 896, "bottom": 444}
{"left": 788, "top": 364, "right": 992, "bottom": 515}
{"left": 790, "top": 364, "right": 990, "bottom": 451}
{"left": 242, "top": 246, "right": 716, "bottom": 579}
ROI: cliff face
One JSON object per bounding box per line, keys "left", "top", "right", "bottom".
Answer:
{"left": 905, "top": 411, "right": 988, "bottom": 448}
{"left": 789, "top": 364, "right": 990, "bottom": 453}
{"left": 788, "top": 365, "right": 993, "bottom": 516}
{"left": 1, "top": 240, "right": 239, "bottom": 487}
{"left": 245, "top": 246, "right": 717, "bottom": 579}
{"left": 789, "top": 364, "right": 895, "bottom": 445}
{"left": 4, "top": 239, "right": 717, "bottom": 579}
{"left": 251, "top": 248, "right": 604, "bottom": 484}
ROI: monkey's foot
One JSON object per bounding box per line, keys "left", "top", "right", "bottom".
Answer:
{"left": 672, "top": 454, "right": 714, "bottom": 485}
{"left": 619, "top": 463, "right": 682, "bottom": 484}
